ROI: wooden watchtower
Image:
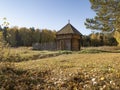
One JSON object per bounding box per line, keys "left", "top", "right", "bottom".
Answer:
{"left": 56, "top": 22, "right": 82, "bottom": 51}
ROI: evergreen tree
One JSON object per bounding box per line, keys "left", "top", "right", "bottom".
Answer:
{"left": 85, "top": 0, "right": 120, "bottom": 31}
{"left": 85, "top": 0, "right": 120, "bottom": 45}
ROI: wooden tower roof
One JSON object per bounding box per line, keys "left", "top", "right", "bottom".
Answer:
{"left": 57, "top": 23, "right": 82, "bottom": 35}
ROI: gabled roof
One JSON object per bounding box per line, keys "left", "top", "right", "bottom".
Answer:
{"left": 57, "top": 23, "right": 82, "bottom": 35}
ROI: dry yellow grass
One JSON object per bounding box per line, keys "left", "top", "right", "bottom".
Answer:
{"left": 1, "top": 46, "right": 120, "bottom": 89}
{"left": 15, "top": 53, "right": 120, "bottom": 72}
{"left": 14, "top": 53, "right": 120, "bottom": 89}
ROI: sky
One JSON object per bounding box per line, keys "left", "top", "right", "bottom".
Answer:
{"left": 0, "top": 0, "right": 96, "bottom": 35}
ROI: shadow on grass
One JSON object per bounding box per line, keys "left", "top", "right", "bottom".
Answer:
{"left": 0, "top": 63, "right": 53, "bottom": 90}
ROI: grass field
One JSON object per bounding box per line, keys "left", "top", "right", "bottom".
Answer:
{"left": 15, "top": 53, "right": 120, "bottom": 89}
{"left": 1, "top": 46, "right": 120, "bottom": 89}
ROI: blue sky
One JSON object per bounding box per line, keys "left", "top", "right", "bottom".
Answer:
{"left": 0, "top": 0, "right": 96, "bottom": 35}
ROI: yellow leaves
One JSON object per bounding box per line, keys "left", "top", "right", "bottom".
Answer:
{"left": 100, "top": 77, "right": 105, "bottom": 81}
{"left": 1, "top": 17, "right": 10, "bottom": 27}
{"left": 73, "top": 86, "right": 78, "bottom": 90}
{"left": 92, "top": 78, "right": 96, "bottom": 82}
{"left": 90, "top": 33, "right": 97, "bottom": 40}
{"left": 114, "top": 31, "right": 120, "bottom": 46}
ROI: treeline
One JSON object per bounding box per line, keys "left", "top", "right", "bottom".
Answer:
{"left": 0, "top": 26, "right": 56, "bottom": 47}
{"left": 0, "top": 26, "right": 118, "bottom": 47}
{"left": 82, "top": 32, "right": 118, "bottom": 47}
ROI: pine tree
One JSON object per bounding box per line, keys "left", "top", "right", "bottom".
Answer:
{"left": 85, "top": 0, "right": 120, "bottom": 31}
{"left": 85, "top": 0, "right": 120, "bottom": 45}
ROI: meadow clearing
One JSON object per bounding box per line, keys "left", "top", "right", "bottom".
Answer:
{"left": 0, "top": 46, "right": 120, "bottom": 90}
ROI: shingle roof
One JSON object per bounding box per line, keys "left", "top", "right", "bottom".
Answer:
{"left": 57, "top": 23, "right": 82, "bottom": 35}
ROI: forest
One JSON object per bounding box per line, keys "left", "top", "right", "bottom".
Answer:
{"left": 0, "top": 25, "right": 118, "bottom": 47}
{"left": 0, "top": 26, "right": 56, "bottom": 47}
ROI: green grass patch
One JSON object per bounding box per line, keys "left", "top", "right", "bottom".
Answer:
{"left": 79, "top": 49, "right": 106, "bottom": 53}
